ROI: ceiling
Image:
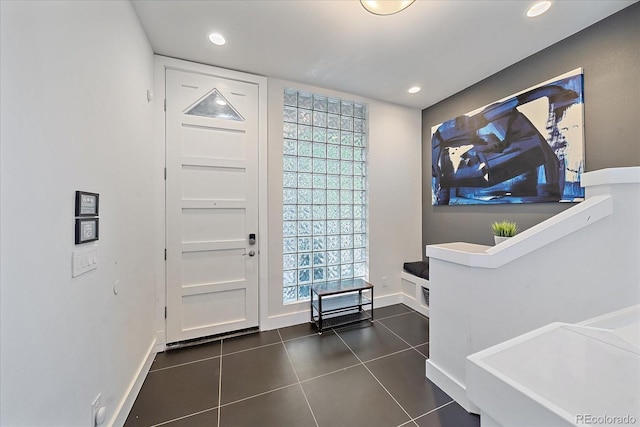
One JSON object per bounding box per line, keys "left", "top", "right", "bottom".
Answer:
{"left": 132, "top": 0, "right": 635, "bottom": 109}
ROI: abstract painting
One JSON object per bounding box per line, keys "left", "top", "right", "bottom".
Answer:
{"left": 431, "top": 69, "right": 585, "bottom": 205}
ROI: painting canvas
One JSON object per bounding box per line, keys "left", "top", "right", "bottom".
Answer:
{"left": 431, "top": 69, "right": 585, "bottom": 205}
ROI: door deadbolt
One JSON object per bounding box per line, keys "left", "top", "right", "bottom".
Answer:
{"left": 248, "top": 233, "right": 256, "bottom": 245}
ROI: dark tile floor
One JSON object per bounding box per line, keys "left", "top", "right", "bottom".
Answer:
{"left": 124, "top": 304, "right": 480, "bottom": 427}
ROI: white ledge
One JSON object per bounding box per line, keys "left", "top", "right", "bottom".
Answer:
{"left": 427, "top": 195, "right": 613, "bottom": 269}
{"left": 581, "top": 166, "right": 640, "bottom": 187}
{"left": 426, "top": 167, "right": 638, "bottom": 269}
{"left": 426, "top": 242, "right": 491, "bottom": 268}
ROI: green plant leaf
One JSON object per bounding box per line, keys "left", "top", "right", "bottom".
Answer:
{"left": 491, "top": 220, "right": 518, "bottom": 237}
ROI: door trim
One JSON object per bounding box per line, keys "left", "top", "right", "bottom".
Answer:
{"left": 153, "top": 55, "right": 269, "bottom": 349}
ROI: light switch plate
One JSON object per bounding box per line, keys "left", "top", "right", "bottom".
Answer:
{"left": 73, "top": 246, "right": 98, "bottom": 278}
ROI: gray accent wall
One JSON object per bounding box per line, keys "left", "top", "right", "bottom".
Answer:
{"left": 421, "top": 3, "right": 640, "bottom": 251}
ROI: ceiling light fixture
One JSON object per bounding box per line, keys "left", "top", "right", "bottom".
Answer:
{"left": 208, "top": 32, "right": 226, "bottom": 46}
{"left": 360, "top": 0, "right": 415, "bottom": 16}
{"left": 526, "top": 1, "right": 552, "bottom": 18}
{"left": 408, "top": 86, "right": 421, "bottom": 94}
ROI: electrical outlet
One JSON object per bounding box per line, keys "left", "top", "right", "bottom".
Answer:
{"left": 90, "top": 393, "right": 101, "bottom": 427}
{"left": 381, "top": 276, "right": 388, "bottom": 287}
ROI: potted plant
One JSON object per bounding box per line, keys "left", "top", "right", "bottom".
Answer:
{"left": 491, "top": 220, "right": 518, "bottom": 245}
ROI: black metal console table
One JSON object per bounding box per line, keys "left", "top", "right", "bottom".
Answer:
{"left": 310, "top": 279, "right": 374, "bottom": 334}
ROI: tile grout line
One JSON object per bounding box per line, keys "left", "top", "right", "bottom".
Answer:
{"left": 150, "top": 340, "right": 287, "bottom": 373}
{"left": 218, "top": 383, "right": 300, "bottom": 408}
{"left": 147, "top": 342, "right": 226, "bottom": 427}
{"left": 363, "top": 347, "right": 417, "bottom": 364}
{"left": 145, "top": 380, "right": 445, "bottom": 427}
{"left": 298, "top": 360, "right": 364, "bottom": 384}
{"left": 164, "top": 345, "right": 361, "bottom": 413}
{"left": 208, "top": 367, "right": 361, "bottom": 411}
{"left": 277, "top": 308, "right": 413, "bottom": 344}
{"left": 149, "top": 354, "right": 221, "bottom": 373}
{"left": 371, "top": 310, "right": 415, "bottom": 322}
{"left": 150, "top": 307, "right": 416, "bottom": 374}
{"left": 217, "top": 340, "right": 223, "bottom": 427}
{"left": 376, "top": 316, "right": 429, "bottom": 357}
{"left": 411, "top": 400, "right": 455, "bottom": 423}
{"left": 280, "top": 331, "right": 318, "bottom": 342}
{"left": 413, "top": 344, "right": 429, "bottom": 359}
{"left": 334, "top": 329, "right": 416, "bottom": 425}
{"left": 148, "top": 308, "right": 425, "bottom": 427}
{"left": 221, "top": 340, "right": 282, "bottom": 356}
{"left": 277, "top": 328, "right": 320, "bottom": 427}
{"left": 150, "top": 407, "right": 218, "bottom": 427}
{"left": 396, "top": 419, "right": 420, "bottom": 427}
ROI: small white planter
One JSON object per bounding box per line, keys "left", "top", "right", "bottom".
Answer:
{"left": 494, "top": 235, "right": 511, "bottom": 245}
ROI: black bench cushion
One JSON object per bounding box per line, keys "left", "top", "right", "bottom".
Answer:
{"left": 403, "top": 260, "right": 429, "bottom": 280}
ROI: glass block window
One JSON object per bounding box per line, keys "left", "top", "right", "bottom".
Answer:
{"left": 283, "top": 89, "right": 368, "bottom": 304}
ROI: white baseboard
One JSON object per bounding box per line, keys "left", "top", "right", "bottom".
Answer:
{"left": 154, "top": 329, "right": 166, "bottom": 353}
{"left": 402, "top": 293, "right": 430, "bottom": 317}
{"left": 111, "top": 338, "right": 157, "bottom": 427}
{"left": 426, "top": 358, "right": 479, "bottom": 414}
{"left": 261, "top": 293, "right": 404, "bottom": 331}
{"left": 374, "top": 292, "right": 403, "bottom": 307}
{"left": 262, "top": 309, "right": 313, "bottom": 331}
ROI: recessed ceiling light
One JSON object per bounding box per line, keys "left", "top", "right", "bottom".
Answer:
{"left": 527, "top": 1, "right": 552, "bottom": 18}
{"left": 208, "top": 33, "right": 226, "bottom": 46}
{"left": 408, "top": 86, "right": 421, "bottom": 94}
{"left": 361, "top": 0, "right": 415, "bottom": 16}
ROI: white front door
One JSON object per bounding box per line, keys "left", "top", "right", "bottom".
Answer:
{"left": 165, "top": 68, "right": 259, "bottom": 343}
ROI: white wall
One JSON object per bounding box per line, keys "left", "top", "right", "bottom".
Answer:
{"left": 0, "top": 1, "right": 157, "bottom": 425}
{"left": 265, "top": 79, "right": 423, "bottom": 328}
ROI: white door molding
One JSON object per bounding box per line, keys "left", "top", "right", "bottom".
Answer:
{"left": 153, "top": 55, "right": 268, "bottom": 348}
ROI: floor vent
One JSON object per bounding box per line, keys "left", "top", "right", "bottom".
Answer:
{"left": 166, "top": 326, "right": 260, "bottom": 351}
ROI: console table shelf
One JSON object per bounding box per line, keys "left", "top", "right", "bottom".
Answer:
{"left": 310, "top": 279, "right": 374, "bottom": 334}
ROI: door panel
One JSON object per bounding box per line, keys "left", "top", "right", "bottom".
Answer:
{"left": 181, "top": 249, "right": 245, "bottom": 285}
{"left": 181, "top": 125, "right": 246, "bottom": 159}
{"left": 181, "top": 165, "right": 246, "bottom": 200}
{"left": 181, "top": 287, "right": 246, "bottom": 330}
{"left": 165, "top": 68, "right": 259, "bottom": 343}
{"left": 181, "top": 208, "right": 245, "bottom": 243}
